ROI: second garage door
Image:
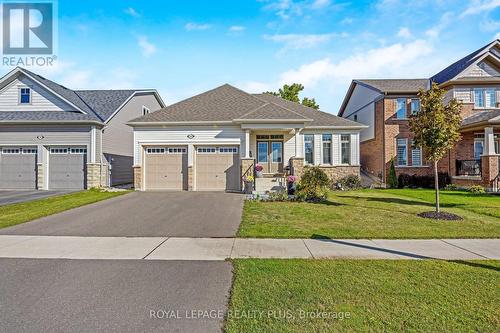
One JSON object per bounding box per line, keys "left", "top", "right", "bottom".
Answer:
{"left": 144, "top": 146, "right": 188, "bottom": 190}
{"left": 49, "top": 147, "right": 87, "bottom": 190}
{"left": 195, "top": 146, "right": 240, "bottom": 191}
{"left": 0, "top": 147, "right": 37, "bottom": 189}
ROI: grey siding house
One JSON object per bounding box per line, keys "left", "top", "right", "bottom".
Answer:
{"left": 0, "top": 67, "right": 164, "bottom": 190}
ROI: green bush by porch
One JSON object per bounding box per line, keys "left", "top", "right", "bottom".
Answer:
{"left": 238, "top": 189, "right": 500, "bottom": 239}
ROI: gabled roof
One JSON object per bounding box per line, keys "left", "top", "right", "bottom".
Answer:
{"left": 0, "top": 67, "right": 164, "bottom": 124}
{"left": 129, "top": 84, "right": 365, "bottom": 128}
{"left": 354, "top": 79, "right": 429, "bottom": 94}
{"left": 430, "top": 39, "right": 500, "bottom": 84}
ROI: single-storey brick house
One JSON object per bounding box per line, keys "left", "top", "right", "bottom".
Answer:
{"left": 128, "top": 84, "right": 366, "bottom": 192}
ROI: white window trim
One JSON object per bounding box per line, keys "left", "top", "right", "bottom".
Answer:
{"left": 396, "top": 138, "right": 408, "bottom": 167}
{"left": 197, "top": 147, "right": 217, "bottom": 154}
{"left": 167, "top": 147, "right": 187, "bottom": 154}
{"left": 411, "top": 146, "right": 422, "bottom": 166}
{"left": 474, "top": 139, "right": 484, "bottom": 159}
{"left": 142, "top": 105, "right": 150, "bottom": 115}
{"left": 50, "top": 148, "right": 69, "bottom": 154}
{"left": 19, "top": 87, "right": 32, "bottom": 105}
{"left": 321, "top": 134, "right": 333, "bottom": 165}
{"left": 303, "top": 134, "right": 315, "bottom": 165}
{"left": 1, "top": 148, "right": 21, "bottom": 154}
{"left": 146, "top": 147, "right": 166, "bottom": 154}
{"left": 395, "top": 98, "right": 408, "bottom": 120}
{"left": 340, "top": 134, "right": 351, "bottom": 165}
{"left": 473, "top": 88, "right": 497, "bottom": 108}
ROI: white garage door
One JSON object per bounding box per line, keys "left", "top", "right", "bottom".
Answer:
{"left": 144, "top": 147, "right": 188, "bottom": 190}
{"left": 195, "top": 146, "right": 240, "bottom": 191}
{"left": 49, "top": 147, "right": 87, "bottom": 190}
{"left": 0, "top": 147, "right": 37, "bottom": 189}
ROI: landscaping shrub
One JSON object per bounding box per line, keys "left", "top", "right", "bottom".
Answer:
{"left": 295, "top": 166, "right": 329, "bottom": 202}
{"left": 388, "top": 159, "right": 398, "bottom": 188}
{"left": 397, "top": 172, "right": 451, "bottom": 189}
{"left": 444, "top": 184, "right": 459, "bottom": 191}
{"left": 468, "top": 185, "right": 485, "bottom": 194}
{"left": 267, "top": 190, "right": 288, "bottom": 202}
{"left": 334, "top": 175, "right": 361, "bottom": 190}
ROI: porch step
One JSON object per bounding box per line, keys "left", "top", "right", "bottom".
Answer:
{"left": 254, "top": 177, "right": 286, "bottom": 194}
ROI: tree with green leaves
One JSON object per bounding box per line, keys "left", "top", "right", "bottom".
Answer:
{"left": 265, "top": 83, "right": 320, "bottom": 109}
{"left": 409, "top": 83, "right": 462, "bottom": 215}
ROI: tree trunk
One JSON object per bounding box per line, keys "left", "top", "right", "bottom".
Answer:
{"left": 434, "top": 160, "right": 440, "bottom": 214}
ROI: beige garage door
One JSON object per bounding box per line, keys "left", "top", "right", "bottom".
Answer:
{"left": 144, "top": 147, "right": 187, "bottom": 190}
{"left": 195, "top": 146, "right": 240, "bottom": 191}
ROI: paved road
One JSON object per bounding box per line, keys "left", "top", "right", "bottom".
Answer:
{"left": 0, "top": 191, "right": 244, "bottom": 237}
{"left": 0, "top": 190, "right": 72, "bottom": 206}
{"left": 0, "top": 258, "right": 232, "bottom": 333}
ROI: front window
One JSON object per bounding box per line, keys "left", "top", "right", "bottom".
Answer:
{"left": 304, "top": 134, "right": 314, "bottom": 164}
{"left": 142, "top": 106, "right": 150, "bottom": 115}
{"left": 20, "top": 88, "right": 31, "bottom": 104}
{"left": 411, "top": 99, "right": 420, "bottom": 114}
{"left": 474, "top": 88, "right": 496, "bottom": 108}
{"left": 396, "top": 138, "right": 407, "bottom": 166}
{"left": 322, "top": 134, "right": 332, "bottom": 164}
{"left": 341, "top": 134, "right": 351, "bottom": 164}
{"left": 474, "top": 140, "right": 483, "bottom": 160}
{"left": 396, "top": 98, "right": 406, "bottom": 119}
{"left": 411, "top": 141, "right": 422, "bottom": 166}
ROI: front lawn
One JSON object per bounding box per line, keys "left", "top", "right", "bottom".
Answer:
{"left": 239, "top": 189, "right": 500, "bottom": 239}
{"left": 225, "top": 259, "right": 500, "bottom": 333}
{"left": 0, "top": 189, "right": 129, "bottom": 230}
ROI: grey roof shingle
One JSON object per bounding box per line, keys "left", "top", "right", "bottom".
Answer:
{"left": 462, "top": 110, "right": 500, "bottom": 127}
{"left": 355, "top": 79, "right": 429, "bottom": 93}
{"left": 75, "top": 90, "right": 138, "bottom": 121}
{"left": 130, "top": 84, "right": 364, "bottom": 128}
{"left": 0, "top": 111, "right": 101, "bottom": 122}
{"left": 0, "top": 68, "right": 154, "bottom": 124}
{"left": 254, "top": 93, "right": 362, "bottom": 127}
{"left": 431, "top": 39, "right": 499, "bottom": 84}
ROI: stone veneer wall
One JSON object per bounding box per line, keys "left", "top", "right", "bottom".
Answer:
{"left": 36, "top": 163, "right": 44, "bottom": 190}
{"left": 318, "top": 165, "right": 360, "bottom": 181}
{"left": 187, "top": 166, "right": 194, "bottom": 191}
{"left": 86, "top": 163, "right": 102, "bottom": 188}
{"left": 133, "top": 166, "right": 142, "bottom": 190}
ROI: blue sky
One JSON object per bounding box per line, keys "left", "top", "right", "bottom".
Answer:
{"left": 8, "top": 0, "right": 500, "bottom": 114}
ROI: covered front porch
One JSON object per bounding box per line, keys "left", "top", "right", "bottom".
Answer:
{"left": 452, "top": 126, "right": 500, "bottom": 191}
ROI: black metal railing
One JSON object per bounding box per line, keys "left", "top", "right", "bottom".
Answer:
{"left": 456, "top": 159, "right": 481, "bottom": 176}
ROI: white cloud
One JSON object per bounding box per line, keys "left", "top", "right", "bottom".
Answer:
{"left": 425, "top": 12, "right": 453, "bottom": 38}
{"left": 311, "top": 0, "right": 331, "bottom": 9}
{"left": 185, "top": 22, "right": 212, "bottom": 31}
{"left": 229, "top": 25, "right": 246, "bottom": 32}
{"left": 460, "top": 0, "right": 500, "bottom": 18}
{"left": 340, "top": 17, "right": 353, "bottom": 24}
{"left": 397, "top": 27, "right": 412, "bottom": 39}
{"left": 124, "top": 7, "right": 140, "bottom": 18}
{"left": 495, "top": 32, "right": 500, "bottom": 39}
{"left": 279, "top": 39, "right": 434, "bottom": 87}
{"left": 137, "top": 36, "right": 157, "bottom": 57}
{"left": 479, "top": 18, "right": 500, "bottom": 31}
{"left": 264, "top": 32, "right": 342, "bottom": 50}
{"left": 261, "top": 0, "right": 340, "bottom": 19}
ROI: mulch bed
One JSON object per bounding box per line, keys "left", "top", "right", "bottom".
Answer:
{"left": 417, "top": 211, "right": 463, "bottom": 220}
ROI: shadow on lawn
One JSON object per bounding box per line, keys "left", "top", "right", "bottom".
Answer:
{"left": 339, "top": 195, "right": 464, "bottom": 209}
{"left": 450, "top": 260, "right": 500, "bottom": 272}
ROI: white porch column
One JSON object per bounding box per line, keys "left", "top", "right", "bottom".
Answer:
{"left": 187, "top": 144, "right": 194, "bottom": 166}
{"left": 484, "top": 127, "right": 496, "bottom": 155}
{"left": 245, "top": 129, "right": 250, "bottom": 158}
{"left": 294, "top": 128, "right": 302, "bottom": 157}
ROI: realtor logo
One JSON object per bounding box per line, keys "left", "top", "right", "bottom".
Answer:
{"left": 2, "top": 2, "right": 53, "bottom": 54}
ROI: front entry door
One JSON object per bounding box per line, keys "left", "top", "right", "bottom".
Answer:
{"left": 257, "top": 141, "right": 283, "bottom": 173}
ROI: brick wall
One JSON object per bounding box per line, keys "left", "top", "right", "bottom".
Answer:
{"left": 360, "top": 99, "right": 385, "bottom": 179}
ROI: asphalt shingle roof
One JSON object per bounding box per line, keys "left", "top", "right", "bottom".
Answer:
{"left": 130, "top": 84, "right": 364, "bottom": 128}
{"left": 462, "top": 109, "right": 500, "bottom": 127}
{"left": 0, "top": 111, "right": 100, "bottom": 122}
{"left": 356, "top": 79, "right": 429, "bottom": 93}
{"left": 75, "top": 90, "right": 138, "bottom": 121}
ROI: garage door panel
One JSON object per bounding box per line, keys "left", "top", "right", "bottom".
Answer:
{"left": 195, "top": 147, "right": 240, "bottom": 192}
{"left": 0, "top": 148, "right": 37, "bottom": 189}
{"left": 49, "top": 148, "right": 87, "bottom": 190}
{"left": 144, "top": 147, "right": 187, "bottom": 191}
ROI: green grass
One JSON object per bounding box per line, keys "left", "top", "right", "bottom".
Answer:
{"left": 226, "top": 259, "right": 500, "bottom": 333}
{"left": 0, "top": 189, "right": 130, "bottom": 229}
{"left": 238, "top": 189, "right": 500, "bottom": 239}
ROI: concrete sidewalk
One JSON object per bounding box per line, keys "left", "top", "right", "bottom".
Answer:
{"left": 0, "top": 236, "right": 498, "bottom": 260}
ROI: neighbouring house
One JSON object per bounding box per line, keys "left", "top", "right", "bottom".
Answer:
{"left": 128, "top": 84, "right": 366, "bottom": 192}
{"left": 339, "top": 39, "right": 500, "bottom": 191}
{"left": 0, "top": 67, "right": 165, "bottom": 190}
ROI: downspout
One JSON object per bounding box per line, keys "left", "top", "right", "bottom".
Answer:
{"left": 382, "top": 92, "right": 387, "bottom": 184}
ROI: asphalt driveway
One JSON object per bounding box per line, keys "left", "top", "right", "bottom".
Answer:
{"left": 0, "top": 258, "right": 232, "bottom": 333}
{"left": 0, "top": 190, "right": 73, "bottom": 206}
{"left": 0, "top": 191, "right": 244, "bottom": 237}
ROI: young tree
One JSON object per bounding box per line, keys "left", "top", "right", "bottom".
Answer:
{"left": 265, "top": 83, "right": 320, "bottom": 109}
{"left": 409, "top": 83, "right": 462, "bottom": 214}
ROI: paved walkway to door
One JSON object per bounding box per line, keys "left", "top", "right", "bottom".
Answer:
{"left": 0, "top": 236, "right": 497, "bottom": 260}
